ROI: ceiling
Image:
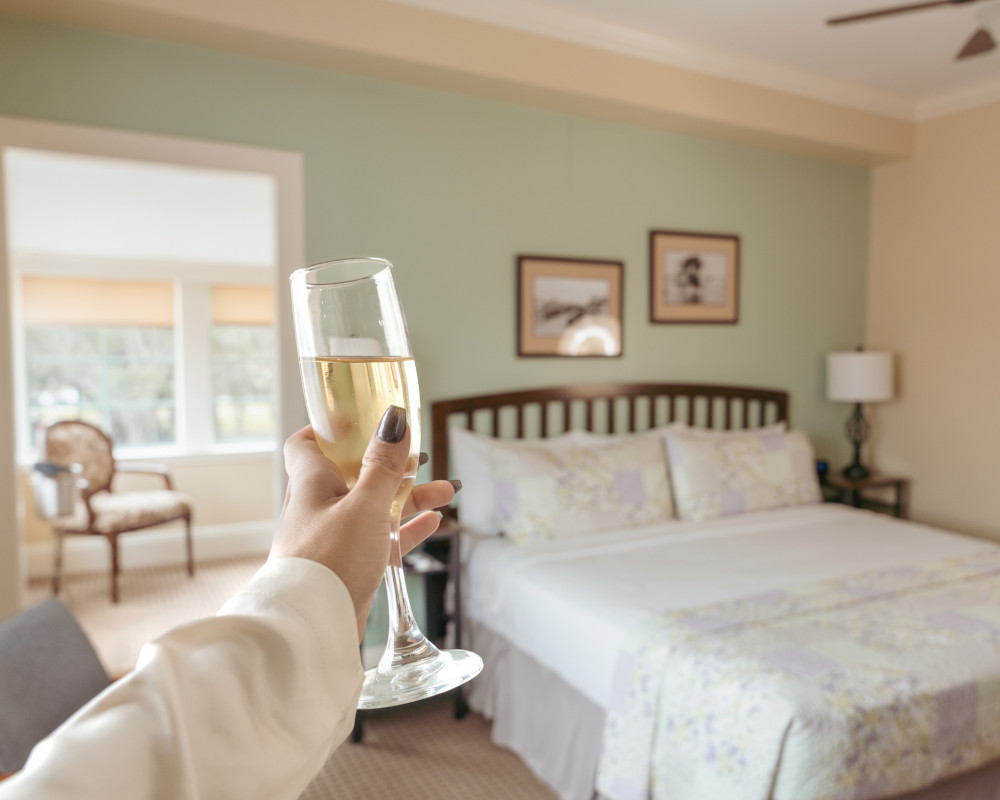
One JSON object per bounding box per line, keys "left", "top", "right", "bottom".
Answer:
{"left": 392, "top": 0, "right": 1000, "bottom": 119}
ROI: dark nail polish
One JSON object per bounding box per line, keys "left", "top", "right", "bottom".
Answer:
{"left": 419, "top": 452, "right": 429, "bottom": 466}
{"left": 448, "top": 479, "right": 463, "bottom": 494}
{"left": 377, "top": 405, "right": 407, "bottom": 443}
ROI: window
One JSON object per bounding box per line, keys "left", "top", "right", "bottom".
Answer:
{"left": 22, "top": 277, "right": 176, "bottom": 448}
{"left": 5, "top": 147, "right": 278, "bottom": 460}
{"left": 19, "top": 276, "right": 275, "bottom": 455}
{"left": 211, "top": 285, "right": 276, "bottom": 444}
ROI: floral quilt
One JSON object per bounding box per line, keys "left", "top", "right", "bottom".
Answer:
{"left": 597, "top": 549, "right": 1000, "bottom": 800}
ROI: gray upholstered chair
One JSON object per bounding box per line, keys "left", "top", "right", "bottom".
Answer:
{"left": 0, "top": 598, "right": 111, "bottom": 776}
{"left": 39, "top": 420, "right": 194, "bottom": 603}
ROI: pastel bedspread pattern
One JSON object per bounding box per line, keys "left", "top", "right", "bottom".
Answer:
{"left": 598, "top": 550, "right": 1000, "bottom": 800}
{"left": 492, "top": 434, "right": 673, "bottom": 544}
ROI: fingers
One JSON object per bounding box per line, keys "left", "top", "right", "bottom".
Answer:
{"left": 399, "top": 511, "right": 443, "bottom": 556}
{"left": 402, "top": 479, "right": 460, "bottom": 518}
{"left": 282, "top": 426, "right": 347, "bottom": 496}
{"left": 353, "top": 406, "right": 411, "bottom": 504}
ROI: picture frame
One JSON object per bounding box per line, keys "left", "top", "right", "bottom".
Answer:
{"left": 517, "top": 255, "right": 623, "bottom": 357}
{"left": 649, "top": 230, "right": 740, "bottom": 324}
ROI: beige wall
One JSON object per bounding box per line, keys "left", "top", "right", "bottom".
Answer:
{"left": 868, "top": 101, "right": 1000, "bottom": 540}
{"left": 0, "top": 196, "right": 20, "bottom": 616}
{"left": 20, "top": 455, "right": 275, "bottom": 545}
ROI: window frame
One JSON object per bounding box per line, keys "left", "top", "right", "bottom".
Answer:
{"left": 12, "top": 259, "right": 277, "bottom": 461}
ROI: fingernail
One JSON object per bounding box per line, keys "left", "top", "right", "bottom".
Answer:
{"left": 377, "top": 405, "right": 407, "bottom": 443}
{"left": 419, "top": 452, "right": 429, "bottom": 466}
{"left": 448, "top": 479, "right": 463, "bottom": 494}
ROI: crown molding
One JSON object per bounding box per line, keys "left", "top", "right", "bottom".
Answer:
{"left": 391, "top": 0, "right": 1000, "bottom": 122}
{"left": 915, "top": 74, "right": 1000, "bottom": 120}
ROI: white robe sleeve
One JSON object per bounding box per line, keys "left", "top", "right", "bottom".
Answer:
{"left": 0, "top": 557, "right": 364, "bottom": 800}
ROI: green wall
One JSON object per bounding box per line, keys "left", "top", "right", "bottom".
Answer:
{"left": 0, "top": 14, "right": 868, "bottom": 456}
{"left": 0, "top": 13, "right": 870, "bottom": 643}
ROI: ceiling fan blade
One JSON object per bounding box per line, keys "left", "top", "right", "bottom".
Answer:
{"left": 827, "top": 0, "right": 972, "bottom": 25}
{"left": 957, "top": 26, "right": 997, "bottom": 58}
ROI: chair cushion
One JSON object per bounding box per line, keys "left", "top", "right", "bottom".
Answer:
{"left": 60, "top": 490, "right": 192, "bottom": 535}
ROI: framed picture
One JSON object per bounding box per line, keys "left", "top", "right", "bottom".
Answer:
{"left": 649, "top": 230, "right": 740, "bottom": 324}
{"left": 517, "top": 255, "right": 623, "bottom": 357}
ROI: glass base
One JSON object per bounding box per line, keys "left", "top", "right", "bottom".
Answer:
{"left": 358, "top": 646, "right": 484, "bottom": 710}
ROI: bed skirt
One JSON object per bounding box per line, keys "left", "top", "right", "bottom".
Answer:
{"left": 466, "top": 620, "right": 1000, "bottom": 800}
{"left": 466, "top": 620, "right": 606, "bottom": 800}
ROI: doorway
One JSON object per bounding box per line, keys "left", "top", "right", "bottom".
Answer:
{"left": 0, "top": 116, "right": 304, "bottom": 619}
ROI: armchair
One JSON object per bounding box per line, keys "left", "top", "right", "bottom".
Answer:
{"left": 37, "top": 420, "right": 194, "bottom": 603}
{"left": 0, "top": 597, "right": 111, "bottom": 776}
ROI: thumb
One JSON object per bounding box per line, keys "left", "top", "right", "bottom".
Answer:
{"left": 353, "top": 405, "right": 411, "bottom": 503}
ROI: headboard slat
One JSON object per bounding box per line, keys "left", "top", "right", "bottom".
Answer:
{"left": 431, "top": 382, "right": 789, "bottom": 483}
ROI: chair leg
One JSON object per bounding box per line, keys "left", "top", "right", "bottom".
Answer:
{"left": 51, "top": 529, "right": 64, "bottom": 596}
{"left": 185, "top": 514, "right": 194, "bottom": 578}
{"left": 108, "top": 534, "right": 120, "bottom": 604}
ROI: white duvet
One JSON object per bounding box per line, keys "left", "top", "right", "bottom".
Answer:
{"left": 465, "top": 503, "right": 992, "bottom": 711}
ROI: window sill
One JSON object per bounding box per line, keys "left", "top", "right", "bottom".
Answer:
{"left": 19, "top": 440, "right": 278, "bottom": 469}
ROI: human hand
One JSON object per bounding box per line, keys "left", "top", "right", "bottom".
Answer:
{"left": 271, "top": 407, "right": 458, "bottom": 640}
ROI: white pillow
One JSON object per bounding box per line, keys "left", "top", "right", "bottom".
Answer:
{"left": 662, "top": 425, "right": 821, "bottom": 522}
{"left": 448, "top": 427, "right": 591, "bottom": 536}
{"left": 491, "top": 430, "right": 674, "bottom": 545}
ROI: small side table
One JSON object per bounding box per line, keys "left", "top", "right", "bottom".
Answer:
{"left": 822, "top": 473, "right": 910, "bottom": 519}
{"left": 351, "top": 520, "right": 469, "bottom": 742}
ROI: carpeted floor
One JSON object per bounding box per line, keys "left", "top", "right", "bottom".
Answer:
{"left": 304, "top": 697, "right": 558, "bottom": 799}
{"left": 28, "top": 554, "right": 267, "bottom": 677}
{"left": 27, "top": 556, "right": 559, "bottom": 799}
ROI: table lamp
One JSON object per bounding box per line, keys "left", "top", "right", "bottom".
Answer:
{"left": 826, "top": 348, "right": 894, "bottom": 481}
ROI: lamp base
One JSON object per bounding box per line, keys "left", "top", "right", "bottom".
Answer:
{"left": 842, "top": 402, "right": 872, "bottom": 483}
{"left": 842, "top": 462, "right": 871, "bottom": 482}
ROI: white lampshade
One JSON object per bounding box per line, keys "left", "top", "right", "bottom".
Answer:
{"left": 827, "top": 351, "right": 894, "bottom": 403}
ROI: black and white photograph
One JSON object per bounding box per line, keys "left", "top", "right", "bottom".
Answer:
{"left": 661, "top": 249, "right": 729, "bottom": 307}
{"left": 532, "top": 274, "right": 611, "bottom": 337}
{"left": 650, "top": 230, "right": 740, "bottom": 324}
{"left": 518, "top": 256, "right": 623, "bottom": 357}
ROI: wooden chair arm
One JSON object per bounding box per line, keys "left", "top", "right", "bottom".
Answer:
{"left": 116, "top": 462, "right": 174, "bottom": 489}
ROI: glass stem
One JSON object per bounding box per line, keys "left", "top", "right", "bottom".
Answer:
{"left": 380, "top": 507, "right": 428, "bottom": 667}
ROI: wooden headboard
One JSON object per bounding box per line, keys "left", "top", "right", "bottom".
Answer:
{"left": 430, "top": 382, "right": 789, "bottom": 482}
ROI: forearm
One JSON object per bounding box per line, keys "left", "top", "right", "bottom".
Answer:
{"left": 1, "top": 558, "right": 363, "bottom": 800}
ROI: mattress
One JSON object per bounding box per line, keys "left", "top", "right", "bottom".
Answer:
{"left": 466, "top": 503, "right": 990, "bottom": 710}
{"left": 464, "top": 503, "right": 1000, "bottom": 800}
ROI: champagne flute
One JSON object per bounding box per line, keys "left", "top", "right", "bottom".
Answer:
{"left": 289, "top": 257, "right": 483, "bottom": 709}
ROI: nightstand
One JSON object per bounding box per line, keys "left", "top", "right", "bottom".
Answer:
{"left": 351, "top": 520, "right": 468, "bottom": 742}
{"left": 822, "top": 473, "right": 910, "bottom": 519}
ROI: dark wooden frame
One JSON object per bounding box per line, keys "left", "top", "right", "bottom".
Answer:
{"left": 431, "top": 381, "right": 788, "bottom": 484}
{"left": 517, "top": 255, "right": 624, "bottom": 358}
{"left": 649, "top": 230, "right": 740, "bottom": 324}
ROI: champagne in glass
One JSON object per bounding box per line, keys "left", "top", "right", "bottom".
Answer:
{"left": 290, "top": 258, "right": 482, "bottom": 709}
{"left": 300, "top": 356, "right": 420, "bottom": 486}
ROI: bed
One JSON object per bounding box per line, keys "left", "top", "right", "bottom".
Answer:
{"left": 430, "top": 382, "right": 1000, "bottom": 800}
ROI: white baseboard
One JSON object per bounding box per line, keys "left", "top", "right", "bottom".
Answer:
{"left": 25, "top": 519, "right": 276, "bottom": 579}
